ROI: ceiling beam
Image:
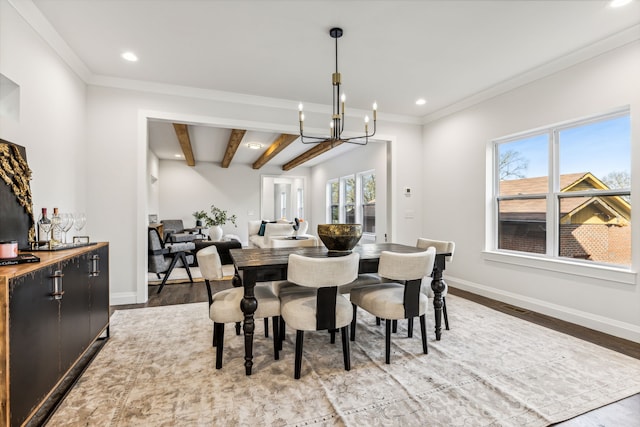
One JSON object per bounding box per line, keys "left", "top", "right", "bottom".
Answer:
{"left": 172, "top": 123, "right": 196, "bottom": 166}
{"left": 282, "top": 139, "right": 344, "bottom": 171}
{"left": 252, "top": 134, "right": 298, "bottom": 169}
{"left": 221, "top": 129, "right": 246, "bottom": 168}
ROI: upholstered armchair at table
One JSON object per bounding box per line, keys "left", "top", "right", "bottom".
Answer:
{"left": 350, "top": 248, "right": 436, "bottom": 364}
{"left": 416, "top": 238, "right": 456, "bottom": 331}
{"left": 148, "top": 227, "right": 196, "bottom": 294}
{"left": 160, "top": 219, "right": 198, "bottom": 243}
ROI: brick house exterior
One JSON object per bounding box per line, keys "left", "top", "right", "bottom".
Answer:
{"left": 499, "top": 173, "right": 631, "bottom": 265}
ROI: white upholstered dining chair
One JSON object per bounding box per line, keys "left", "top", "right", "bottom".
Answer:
{"left": 279, "top": 252, "right": 360, "bottom": 379}
{"left": 197, "top": 245, "right": 281, "bottom": 369}
{"left": 350, "top": 248, "right": 436, "bottom": 364}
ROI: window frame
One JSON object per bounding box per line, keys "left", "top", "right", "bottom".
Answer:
{"left": 487, "top": 107, "right": 633, "bottom": 279}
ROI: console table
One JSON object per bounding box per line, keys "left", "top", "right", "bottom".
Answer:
{"left": 0, "top": 243, "right": 110, "bottom": 426}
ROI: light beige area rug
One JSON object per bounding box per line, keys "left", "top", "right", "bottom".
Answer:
{"left": 46, "top": 295, "right": 640, "bottom": 426}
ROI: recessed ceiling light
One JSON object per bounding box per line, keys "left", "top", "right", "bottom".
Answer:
{"left": 174, "top": 154, "right": 182, "bottom": 158}
{"left": 247, "top": 143, "right": 263, "bottom": 150}
{"left": 610, "top": 0, "right": 632, "bottom": 7}
{"left": 121, "top": 51, "right": 138, "bottom": 62}
{"left": 415, "top": 98, "right": 427, "bottom": 106}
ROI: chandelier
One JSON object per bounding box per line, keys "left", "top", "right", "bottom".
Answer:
{"left": 298, "top": 27, "right": 377, "bottom": 145}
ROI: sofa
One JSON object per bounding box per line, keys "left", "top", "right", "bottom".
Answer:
{"left": 247, "top": 219, "right": 315, "bottom": 248}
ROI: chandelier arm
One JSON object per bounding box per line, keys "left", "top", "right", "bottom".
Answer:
{"left": 300, "top": 134, "right": 331, "bottom": 144}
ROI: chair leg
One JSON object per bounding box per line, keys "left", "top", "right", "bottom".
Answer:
{"left": 330, "top": 329, "right": 336, "bottom": 344}
{"left": 279, "top": 317, "right": 285, "bottom": 350}
{"left": 215, "top": 323, "right": 225, "bottom": 369}
{"left": 341, "top": 326, "right": 351, "bottom": 371}
{"left": 376, "top": 317, "right": 381, "bottom": 326}
{"left": 392, "top": 319, "right": 397, "bottom": 333}
{"left": 212, "top": 324, "right": 217, "bottom": 347}
{"left": 235, "top": 322, "right": 241, "bottom": 335}
{"left": 419, "top": 315, "right": 428, "bottom": 354}
{"left": 350, "top": 303, "right": 357, "bottom": 342}
{"left": 157, "top": 253, "right": 182, "bottom": 294}
{"left": 294, "top": 330, "right": 304, "bottom": 379}
{"left": 385, "top": 319, "right": 392, "bottom": 364}
{"left": 272, "top": 317, "right": 280, "bottom": 360}
{"left": 443, "top": 297, "right": 450, "bottom": 330}
{"left": 407, "top": 318, "right": 414, "bottom": 338}
{"left": 264, "top": 318, "right": 269, "bottom": 338}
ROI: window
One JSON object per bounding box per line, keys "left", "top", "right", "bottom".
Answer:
{"left": 493, "top": 109, "right": 631, "bottom": 267}
{"left": 297, "top": 188, "right": 304, "bottom": 219}
{"left": 359, "top": 171, "right": 376, "bottom": 233}
{"left": 344, "top": 176, "right": 356, "bottom": 223}
{"left": 326, "top": 171, "right": 376, "bottom": 233}
{"left": 328, "top": 180, "right": 339, "bottom": 223}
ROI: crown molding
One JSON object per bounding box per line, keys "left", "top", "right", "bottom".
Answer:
{"left": 9, "top": 0, "right": 92, "bottom": 82}
{"left": 421, "top": 24, "right": 640, "bottom": 125}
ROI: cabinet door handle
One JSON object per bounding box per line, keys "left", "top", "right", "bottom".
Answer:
{"left": 51, "top": 270, "right": 65, "bottom": 300}
{"left": 90, "top": 254, "right": 100, "bottom": 277}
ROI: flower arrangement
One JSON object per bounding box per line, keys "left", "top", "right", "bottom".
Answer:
{"left": 202, "top": 205, "right": 237, "bottom": 228}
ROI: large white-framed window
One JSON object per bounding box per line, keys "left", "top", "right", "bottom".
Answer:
{"left": 491, "top": 108, "right": 631, "bottom": 268}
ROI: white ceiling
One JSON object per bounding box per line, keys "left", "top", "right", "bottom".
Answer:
{"left": 25, "top": 0, "right": 640, "bottom": 167}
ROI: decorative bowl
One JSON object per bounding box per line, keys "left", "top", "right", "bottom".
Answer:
{"left": 317, "top": 224, "right": 363, "bottom": 253}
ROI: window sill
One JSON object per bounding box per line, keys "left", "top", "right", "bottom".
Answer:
{"left": 482, "top": 250, "right": 636, "bottom": 285}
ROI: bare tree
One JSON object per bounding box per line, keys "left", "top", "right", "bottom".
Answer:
{"left": 602, "top": 170, "right": 630, "bottom": 189}
{"left": 499, "top": 150, "right": 529, "bottom": 180}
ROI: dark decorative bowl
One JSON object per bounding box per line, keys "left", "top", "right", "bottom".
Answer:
{"left": 317, "top": 224, "right": 363, "bottom": 253}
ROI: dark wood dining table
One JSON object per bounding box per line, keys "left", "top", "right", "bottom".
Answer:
{"left": 230, "top": 242, "right": 450, "bottom": 375}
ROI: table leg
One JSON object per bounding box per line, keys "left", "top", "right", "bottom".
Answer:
{"left": 239, "top": 269, "right": 258, "bottom": 375}
{"left": 431, "top": 255, "right": 446, "bottom": 341}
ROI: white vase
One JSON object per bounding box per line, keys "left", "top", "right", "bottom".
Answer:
{"left": 209, "top": 225, "right": 223, "bottom": 242}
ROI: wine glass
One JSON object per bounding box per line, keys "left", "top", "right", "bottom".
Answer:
{"left": 74, "top": 213, "right": 87, "bottom": 233}
{"left": 62, "top": 213, "right": 74, "bottom": 244}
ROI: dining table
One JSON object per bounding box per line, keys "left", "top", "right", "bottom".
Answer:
{"left": 230, "top": 242, "right": 451, "bottom": 375}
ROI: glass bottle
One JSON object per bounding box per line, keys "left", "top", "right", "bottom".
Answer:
{"left": 37, "top": 208, "right": 51, "bottom": 242}
{"left": 51, "top": 207, "right": 62, "bottom": 246}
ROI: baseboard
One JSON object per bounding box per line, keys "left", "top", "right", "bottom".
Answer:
{"left": 448, "top": 275, "right": 640, "bottom": 344}
{"left": 110, "top": 292, "right": 139, "bottom": 306}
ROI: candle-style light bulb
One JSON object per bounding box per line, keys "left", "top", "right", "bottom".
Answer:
{"left": 298, "top": 103, "right": 304, "bottom": 122}
{"left": 372, "top": 102, "right": 377, "bottom": 121}
{"left": 341, "top": 93, "right": 346, "bottom": 115}
{"left": 365, "top": 115, "right": 369, "bottom": 133}
{"left": 298, "top": 103, "right": 304, "bottom": 111}
{"left": 300, "top": 113, "right": 304, "bottom": 122}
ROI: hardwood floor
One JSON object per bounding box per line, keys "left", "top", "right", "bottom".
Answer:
{"left": 115, "top": 282, "right": 640, "bottom": 426}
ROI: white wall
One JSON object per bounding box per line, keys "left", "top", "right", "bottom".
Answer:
{"left": 423, "top": 41, "right": 640, "bottom": 342}
{"left": 0, "top": 0, "right": 87, "bottom": 222}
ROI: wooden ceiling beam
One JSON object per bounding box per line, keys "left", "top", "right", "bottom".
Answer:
{"left": 282, "top": 139, "right": 344, "bottom": 171}
{"left": 221, "top": 129, "right": 246, "bottom": 168}
{"left": 252, "top": 134, "right": 298, "bottom": 169}
{"left": 172, "top": 123, "right": 195, "bottom": 166}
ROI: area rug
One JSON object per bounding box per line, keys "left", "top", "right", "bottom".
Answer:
{"left": 147, "top": 266, "right": 204, "bottom": 285}
{"left": 46, "top": 295, "right": 640, "bottom": 426}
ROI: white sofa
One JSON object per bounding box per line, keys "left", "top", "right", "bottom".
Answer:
{"left": 247, "top": 219, "right": 315, "bottom": 248}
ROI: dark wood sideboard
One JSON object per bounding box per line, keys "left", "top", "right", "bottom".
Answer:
{"left": 0, "top": 242, "right": 110, "bottom": 427}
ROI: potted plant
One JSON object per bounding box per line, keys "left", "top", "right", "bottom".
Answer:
{"left": 192, "top": 210, "right": 208, "bottom": 227}
{"left": 203, "top": 205, "right": 237, "bottom": 241}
